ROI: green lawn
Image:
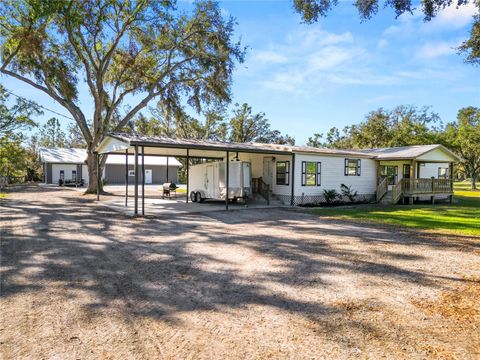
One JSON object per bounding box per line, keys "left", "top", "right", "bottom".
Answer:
{"left": 0, "top": 193, "right": 6, "bottom": 199}
{"left": 309, "top": 182, "right": 480, "bottom": 237}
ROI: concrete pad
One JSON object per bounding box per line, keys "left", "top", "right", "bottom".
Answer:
{"left": 101, "top": 196, "right": 286, "bottom": 216}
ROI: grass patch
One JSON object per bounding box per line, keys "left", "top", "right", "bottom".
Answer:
{"left": 309, "top": 183, "right": 480, "bottom": 237}
{"left": 0, "top": 193, "right": 6, "bottom": 199}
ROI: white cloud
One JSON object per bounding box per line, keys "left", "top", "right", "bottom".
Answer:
{"left": 245, "top": 28, "right": 365, "bottom": 94}
{"left": 428, "top": 2, "right": 477, "bottom": 29}
{"left": 416, "top": 41, "right": 458, "bottom": 59}
{"left": 377, "top": 39, "right": 389, "bottom": 48}
{"left": 252, "top": 50, "right": 289, "bottom": 64}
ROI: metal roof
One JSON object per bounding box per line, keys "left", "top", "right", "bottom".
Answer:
{"left": 38, "top": 147, "right": 181, "bottom": 166}
{"left": 106, "top": 133, "right": 376, "bottom": 157}
{"left": 98, "top": 133, "right": 459, "bottom": 161}
{"left": 355, "top": 144, "right": 459, "bottom": 160}
{"left": 39, "top": 147, "right": 86, "bottom": 164}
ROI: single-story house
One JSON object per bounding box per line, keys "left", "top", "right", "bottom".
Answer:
{"left": 39, "top": 147, "right": 181, "bottom": 185}
{"left": 95, "top": 133, "right": 460, "bottom": 215}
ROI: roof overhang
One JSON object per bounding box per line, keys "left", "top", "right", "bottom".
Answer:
{"left": 96, "top": 133, "right": 293, "bottom": 158}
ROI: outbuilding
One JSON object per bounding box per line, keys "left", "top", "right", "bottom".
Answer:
{"left": 39, "top": 147, "right": 181, "bottom": 185}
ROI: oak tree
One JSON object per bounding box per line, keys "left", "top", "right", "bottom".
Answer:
{"left": 0, "top": 0, "right": 244, "bottom": 192}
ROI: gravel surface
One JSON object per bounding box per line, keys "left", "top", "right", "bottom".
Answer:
{"left": 1, "top": 185, "right": 479, "bottom": 359}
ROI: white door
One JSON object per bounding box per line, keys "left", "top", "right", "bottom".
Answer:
{"left": 206, "top": 165, "right": 215, "bottom": 196}
{"left": 145, "top": 169, "right": 152, "bottom": 184}
{"left": 263, "top": 157, "right": 273, "bottom": 187}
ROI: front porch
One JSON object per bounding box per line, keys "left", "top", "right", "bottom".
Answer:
{"left": 376, "top": 158, "right": 454, "bottom": 205}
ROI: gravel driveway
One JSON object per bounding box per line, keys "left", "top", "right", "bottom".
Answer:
{"left": 1, "top": 185, "right": 479, "bottom": 359}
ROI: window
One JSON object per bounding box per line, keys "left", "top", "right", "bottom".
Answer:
{"left": 72, "top": 170, "right": 77, "bottom": 182}
{"left": 301, "top": 161, "right": 321, "bottom": 186}
{"left": 59, "top": 170, "right": 64, "bottom": 180}
{"left": 345, "top": 159, "right": 361, "bottom": 176}
{"left": 276, "top": 161, "right": 290, "bottom": 185}
{"left": 438, "top": 167, "right": 448, "bottom": 179}
{"left": 380, "top": 165, "right": 398, "bottom": 185}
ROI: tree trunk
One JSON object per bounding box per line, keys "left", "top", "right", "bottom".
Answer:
{"left": 472, "top": 176, "right": 477, "bottom": 190}
{"left": 85, "top": 150, "right": 104, "bottom": 194}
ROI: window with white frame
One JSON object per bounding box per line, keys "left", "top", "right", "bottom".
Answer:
{"left": 344, "top": 159, "right": 361, "bottom": 176}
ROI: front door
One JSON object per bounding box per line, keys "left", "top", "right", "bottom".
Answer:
{"left": 263, "top": 157, "right": 273, "bottom": 187}
{"left": 144, "top": 169, "right": 152, "bottom": 184}
{"left": 403, "top": 164, "right": 411, "bottom": 179}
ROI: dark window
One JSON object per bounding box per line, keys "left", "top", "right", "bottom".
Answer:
{"left": 276, "top": 161, "right": 290, "bottom": 185}
{"left": 59, "top": 170, "right": 64, "bottom": 180}
{"left": 438, "top": 167, "right": 448, "bottom": 179}
{"left": 380, "top": 165, "right": 398, "bottom": 185}
{"left": 403, "top": 164, "right": 411, "bottom": 179}
{"left": 345, "top": 159, "right": 361, "bottom": 176}
{"left": 301, "top": 161, "right": 321, "bottom": 186}
{"left": 72, "top": 170, "right": 77, "bottom": 181}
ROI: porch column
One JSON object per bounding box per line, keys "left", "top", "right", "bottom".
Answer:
{"left": 125, "top": 149, "right": 128, "bottom": 207}
{"left": 186, "top": 149, "right": 189, "bottom": 203}
{"left": 226, "top": 150, "right": 230, "bottom": 210}
{"left": 134, "top": 145, "right": 138, "bottom": 216}
{"left": 142, "top": 146, "right": 145, "bottom": 216}
{"left": 290, "top": 153, "right": 295, "bottom": 206}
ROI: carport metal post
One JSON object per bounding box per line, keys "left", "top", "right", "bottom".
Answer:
{"left": 166, "top": 157, "right": 169, "bottom": 182}
{"left": 290, "top": 153, "right": 295, "bottom": 206}
{"left": 134, "top": 145, "right": 138, "bottom": 216}
{"left": 142, "top": 146, "right": 145, "bottom": 216}
{"left": 226, "top": 150, "right": 229, "bottom": 210}
{"left": 125, "top": 149, "right": 128, "bottom": 207}
{"left": 186, "top": 149, "right": 189, "bottom": 203}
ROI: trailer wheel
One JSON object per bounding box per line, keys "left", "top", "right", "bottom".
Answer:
{"left": 190, "top": 191, "right": 197, "bottom": 202}
{"left": 198, "top": 192, "right": 205, "bottom": 203}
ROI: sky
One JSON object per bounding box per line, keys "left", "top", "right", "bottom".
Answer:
{"left": 1, "top": 1, "right": 479, "bottom": 145}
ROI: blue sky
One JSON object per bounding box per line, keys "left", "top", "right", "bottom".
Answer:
{"left": 1, "top": 1, "right": 479, "bottom": 145}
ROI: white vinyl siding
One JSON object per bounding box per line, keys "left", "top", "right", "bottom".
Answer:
{"left": 418, "top": 162, "right": 450, "bottom": 179}
{"left": 52, "top": 164, "right": 78, "bottom": 184}
{"left": 294, "top": 154, "right": 376, "bottom": 196}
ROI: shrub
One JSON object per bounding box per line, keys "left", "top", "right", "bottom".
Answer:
{"left": 323, "top": 189, "right": 341, "bottom": 205}
{"left": 340, "top": 184, "right": 358, "bottom": 202}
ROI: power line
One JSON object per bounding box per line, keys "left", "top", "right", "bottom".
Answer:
{"left": 3, "top": 87, "right": 75, "bottom": 121}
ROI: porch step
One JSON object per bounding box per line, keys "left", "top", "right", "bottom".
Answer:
{"left": 379, "top": 190, "right": 393, "bottom": 204}
{"left": 250, "top": 193, "right": 284, "bottom": 206}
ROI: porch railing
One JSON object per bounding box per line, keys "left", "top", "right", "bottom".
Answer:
{"left": 376, "top": 177, "right": 388, "bottom": 202}
{"left": 392, "top": 179, "right": 403, "bottom": 204}
{"left": 402, "top": 178, "right": 453, "bottom": 195}
{"left": 252, "top": 177, "right": 270, "bottom": 205}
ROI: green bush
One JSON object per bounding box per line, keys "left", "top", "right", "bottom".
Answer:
{"left": 340, "top": 184, "right": 358, "bottom": 202}
{"left": 323, "top": 189, "right": 341, "bottom": 205}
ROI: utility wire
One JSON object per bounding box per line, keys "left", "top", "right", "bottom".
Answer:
{"left": 3, "top": 87, "right": 75, "bottom": 121}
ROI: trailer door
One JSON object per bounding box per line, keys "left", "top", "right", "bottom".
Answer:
{"left": 206, "top": 165, "right": 215, "bottom": 197}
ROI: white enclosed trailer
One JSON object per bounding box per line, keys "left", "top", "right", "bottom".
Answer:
{"left": 188, "top": 160, "right": 251, "bottom": 202}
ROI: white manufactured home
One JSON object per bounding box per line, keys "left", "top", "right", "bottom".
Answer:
{"left": 39, "top": 147, "right": 181, "bottom": 185}
{"left": 96, "top": 133, "right": 459, "bottom": 216}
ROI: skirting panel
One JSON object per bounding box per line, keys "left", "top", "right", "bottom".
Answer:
{"left": 275, "top": 193, "right": 376, "bottom": 206}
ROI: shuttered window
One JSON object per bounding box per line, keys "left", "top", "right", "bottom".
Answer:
{"left": 276, "top": 161, "right": 290, "bottom": 185}
{"left": 345, "top": 159, "right": 361, "bottom": 176}
{"left": 301, "top": 161, "right": 321, "bottom": 186}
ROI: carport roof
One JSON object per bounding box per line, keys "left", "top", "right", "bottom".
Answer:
{"left": 97, "top": 133, "right": 375, "bottom": 158}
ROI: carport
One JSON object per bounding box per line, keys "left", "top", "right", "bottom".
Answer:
{"left": 95, "top": 133, "right": 294, "bottom": 216}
